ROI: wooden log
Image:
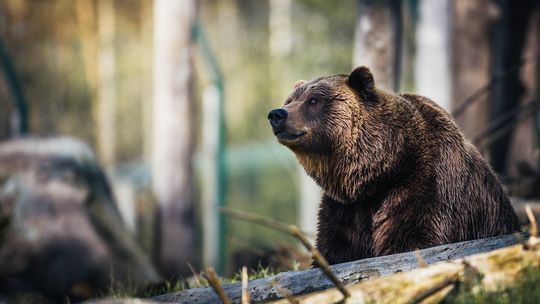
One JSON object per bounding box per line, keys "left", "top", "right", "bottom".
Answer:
{"left": 152, "top": 234, "right": 521, "bottom": 304}
{"left": 271, "top": 237, "right": 540, "bottom": 304}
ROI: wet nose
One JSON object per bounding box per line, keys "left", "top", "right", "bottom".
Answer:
{"left": 268, "top": 108, "right": 288, "bottom": 128}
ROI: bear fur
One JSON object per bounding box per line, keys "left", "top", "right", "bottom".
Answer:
{"left": 268, "top": 66, "right": 520, "bottom": 265}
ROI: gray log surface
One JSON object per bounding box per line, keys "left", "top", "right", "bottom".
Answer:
{"left": 152, "top": 234, "right": 521, "bottom": 304}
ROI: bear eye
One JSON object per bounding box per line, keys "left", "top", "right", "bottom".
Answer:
{"left": 307, "top": 98, "right": 318, "bottom": 105}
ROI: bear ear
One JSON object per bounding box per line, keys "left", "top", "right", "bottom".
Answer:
{"left": 294, "top": 80, "right": 307, "bottom": 89}
{"left": 347, "top": 66, "right": 376, "bottom": 102}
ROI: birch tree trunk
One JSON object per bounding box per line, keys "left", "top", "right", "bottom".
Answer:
{"left": 141, "top": 0, "right": 153, "bottom": 161}
{"left": 153, "top": 0, "right": 197, "bottom": 278}
{"left": 353, "top": 0, "right": 402, "bottom": 91}
{"left": 415, "top": 0, "right": 451, "bottom": 110}
{"left": 96, "top": 0, "right": 117, "bottom": 169}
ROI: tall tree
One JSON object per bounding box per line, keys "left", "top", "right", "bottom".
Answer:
{"left": 97, "top": 0, "right": 117, "bottom": 169}
{"left": 489, "top": 0, "right": 535, "bottom": 174}
{"left": 0, "top": 36, "right": 28, "bottom": 137}
{"left": 353, "top": 0, "right": 402, "bottom": 91}
{"left": 415, "top": 0, "right": 451, "bottom": 110}
{"left": 450, "top": 0, "right": 494, "bottom": 141}
{"left": 152, "top": 0, "right": 197, "bottom": 277}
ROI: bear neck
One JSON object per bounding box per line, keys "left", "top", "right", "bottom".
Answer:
{"left": 296, "top": 95, "right": 425, "bottom": 204}
{"left": 296, "top": 142, "right": 411, "bottom": 204}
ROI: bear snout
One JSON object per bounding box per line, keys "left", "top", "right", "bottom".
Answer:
{"left": 267, "top": 108, "right": 288, "bottom": 129}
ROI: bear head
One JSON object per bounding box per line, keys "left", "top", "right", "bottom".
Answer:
{"left": 268, "top": 66, "right": 408, "bottom": 203}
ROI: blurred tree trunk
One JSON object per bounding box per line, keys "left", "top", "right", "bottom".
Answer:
{"left": 76, "top": 0, "right": 99, "bottom": 148}
{"left": 76, "top": 0, "right": 97, "bottom": 93}
{"left": 489, "top": 0, "right": 535, "bottom": 175}
{"left": 505, "top": 6, "right": 539, "bottom": 178}
{"left": 141, "top": 0, "right": 153, "bottom": 161}
{"left": 415, "top": 0, "right": 451, "bottom": 110}
{"left": 398, "top": 1, "right": 416, "bottom": 92}
{"left": 97, "top": 0, "right": 117, "bottom": 169}
{"left": 152, "top": 0, "right": 197, "bottom": 278}
{"left": 0, "top": 36, "right": 28, "bottom": 137}
{"left": 450, "top": 0, "right": 494, "bottom": 142}
{"left": 353, "top": 0, "right": 402, "bottom": 91}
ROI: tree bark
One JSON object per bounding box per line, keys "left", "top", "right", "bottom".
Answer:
{"left": 353, "top": 0, "right": 402, "bottom": 91}
{"left": 505, "top": 7, "right": 539, "bottom": 178}
{"left": 272, "top": 237, "right": 539, "bottom": 304}
{"left": 415, "top": 0, "right": 451, "bottom": 110}
{"left": 96, "top": 0, "right": 117, "bottom": 169}
{"left": 152, "top": 0, "right": 198, "bottom": 278}
{"left": 152, "top": 234, "right": 521, "bottom": 303}
{"left": 489, "top": 0, "right": 535, "bottom": 174}
{"left": 450, "top": 0, "right": 494, "bottom": 142}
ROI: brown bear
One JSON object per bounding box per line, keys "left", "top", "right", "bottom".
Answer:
{"left": 267, "top": 66, "right": 520, "bottom": 265}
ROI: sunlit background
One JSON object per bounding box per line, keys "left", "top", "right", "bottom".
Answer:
{"left": 1, "top": 0, "right": 540, "bottom": 301}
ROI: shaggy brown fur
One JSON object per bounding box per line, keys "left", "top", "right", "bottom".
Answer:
{"left": 268, "top": 66, "right": 520, "bottom": 265}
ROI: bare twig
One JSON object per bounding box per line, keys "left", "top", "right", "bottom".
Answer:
{"left": 220, "top": 207, "right": 291, "bottom": 234}
{"left": 452, "top": 57, "right": 527, "bottom": 118}
{"left": 241, "top": 266, "right": 250, "bottom": 304}
{"left": 461, "top": 260, "right": 483, "bottom": 288}
{"left": 407, "top": 273, "right": 459, "bottom": 304}
{"left": 311, "top": 249, "right": 351, "bottom": 299}
{"left": 271, "top": 281, "right": 300, "bottom": 304}
{"left": 221, "top": 207, "right": 350, "bottom": 300}
{"left": 288, "top": 225, "right": 314, "bottom": 251}
{"left": 220, "top": 207, "right": 316, "bottom": 238}
{"left": 525, "top": 204, "right": 538, "bottom": 237}
{"left": 415, "top": 249, "right": 428, "bottom": 268}
{"left": 187, "top": 262, "right": 202, "bottom": 288}
{"left": 204, "top": 267, "right": 231, "bottom": 304}
{"left": 474, "top": 98, "right": 540, "bottom": 147}
{"left": 513, "top": 232, "right": 530, "bottom": 250}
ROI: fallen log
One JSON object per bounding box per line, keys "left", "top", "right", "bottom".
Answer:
{"left": 152, "top": 234, "right": 521, "bottom": 304}
{"left": 271, "top": 236, "right": 540, "bottom": 304}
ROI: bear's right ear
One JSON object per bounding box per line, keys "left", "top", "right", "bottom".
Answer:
{"left": 294, "top": 80, "right": 307, "bottom": 89}
{"left": 347, "top": 66, "right": 376, "bottom": 102}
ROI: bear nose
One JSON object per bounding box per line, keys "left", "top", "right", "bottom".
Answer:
{"left": 268, "top": 108, "right": 288, "bottom": 128}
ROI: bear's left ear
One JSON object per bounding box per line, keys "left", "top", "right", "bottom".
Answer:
{"left": 347, "top": 66, "right": 377, "bottom": 102}
{"left": 294, "top": 80, "right": 307, "bottom": 89}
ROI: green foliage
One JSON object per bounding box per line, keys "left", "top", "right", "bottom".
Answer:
{"left": 102, "top": 263, "right": 540, "bottom": 302}
{"left": 229, "top": 264, "right": 277, "bottom": 283}
{"left": 200, "top": 0, "right": 357, "bottom": 145}
{"left": 444, "top": 265, "right": 540, "bottom": 304}
{"left": 105, "top": 264, "right": 278, "bottom": 299}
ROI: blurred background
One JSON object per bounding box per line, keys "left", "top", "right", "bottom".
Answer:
{"left": 1, "top": 0, "right": 540, "bottom": 301}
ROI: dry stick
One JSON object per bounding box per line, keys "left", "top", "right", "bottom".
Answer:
{"left": 452, "top": 57, "right": 527, "bottom": 118}
{"left": 241, "top": 266, "right": 250, "bottom": 304}
{"left": 514, "top": 231, "right": 530, "bottom": 250}
{"left": 412, "top": 257, "right": 490, "bottom": 303}
{"left": 415, "top": 249, "right": 428, "bottom": 268}
{"left": 220, "top": 207, "right": 290, "bottom": 234}
{"left": 474, "top": 98, "right": 540, "bottom": 146}
{"left": 187, "top": 262, "right": 202, "bottom": 288}
{"left": 270, "top": 281, "right": 300, "bottom": 304}
{"left": 310, "top": 250, "right": 351, "bottom": 299}
{"left": 525, "top": 204, "right": 538, "bottom": 237}
{"left": 220, "top": 207, "right": 351, "bottom": 300}
{"left": 204, "top": 267, "right": 231, "bottom": 304}
{"left": 407, "top": 273, "right": 460, "bottom": 304}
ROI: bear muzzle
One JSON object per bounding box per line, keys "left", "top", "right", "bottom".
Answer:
{"left": 268, "top": 108, "right": 306, "bottom": 142}
{"left": 268, "top": 108, "right": 288, "bottom": 129}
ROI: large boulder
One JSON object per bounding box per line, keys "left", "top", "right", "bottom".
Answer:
{"left": 0, "top": 137, "right": 160, "bottom": 301}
